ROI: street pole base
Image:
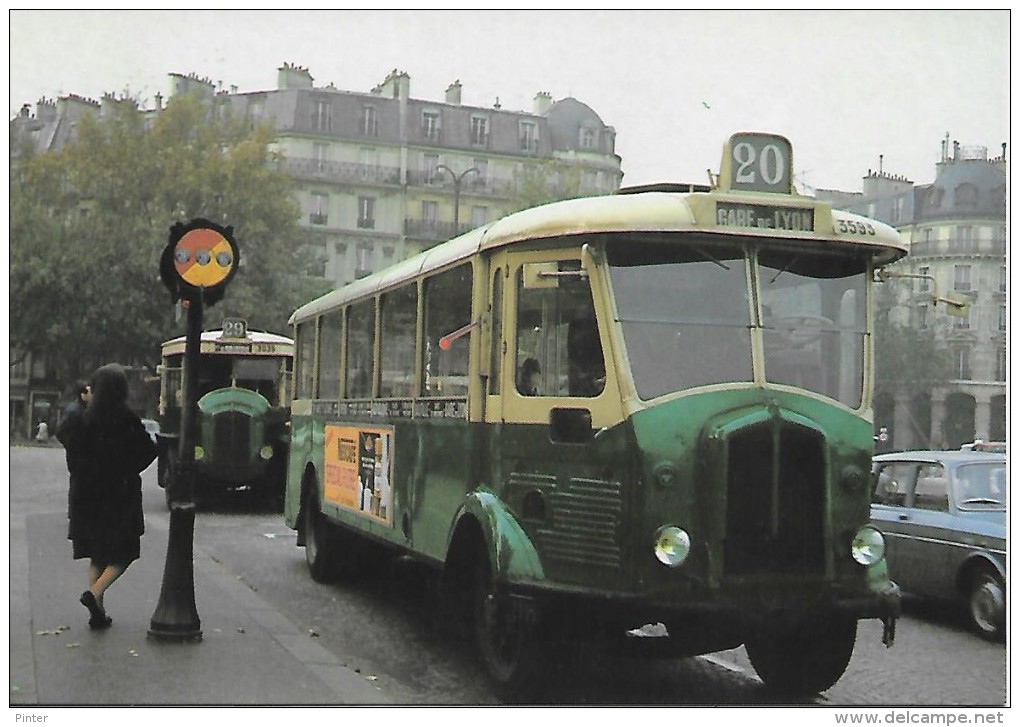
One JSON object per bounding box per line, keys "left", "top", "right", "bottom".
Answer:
{"left": 147, "top": 624, "right": 203, "bottom": 643}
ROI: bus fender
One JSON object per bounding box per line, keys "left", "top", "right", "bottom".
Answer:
{"left": 451, "top": 489, "right": 545, "bottom": 583}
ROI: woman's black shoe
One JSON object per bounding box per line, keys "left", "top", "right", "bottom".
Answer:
{"left": 80, "top": 591, "right": 111, "bottom": 629}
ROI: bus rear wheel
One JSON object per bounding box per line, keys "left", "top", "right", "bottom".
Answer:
{"left": 303, "top": 491, "right": 337, "bottom": 583}
{"left": 472, "top": 555, "right": 540, "bottom": 697}
{"left": 744, "top": 615, "right": 857, "bottom": 696}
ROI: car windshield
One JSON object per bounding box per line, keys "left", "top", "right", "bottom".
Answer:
{"left": 955, "top": 462, "right": 1007, "bottom": 510}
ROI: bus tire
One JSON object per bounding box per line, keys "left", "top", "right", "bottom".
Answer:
{"left": 744, "top": 615, "right": 857, "bottom": 696}
{"left": 472, "top": 553, "right": 540, "bottom": 697}
{"left": 304, "top": 490, "right": 337, "bottom": 583}
{"left": 965, "top": 565, "right": 1005, "bottom": 641}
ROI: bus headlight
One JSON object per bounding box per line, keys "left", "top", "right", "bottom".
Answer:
{"left": 194, "top": 445, "right": 205, "bottom": 461}
{"left": 653, "top": 526, "right": 691, "bottom": 567}
{"left": 259, "top": 445, "right": 274, "bottom": 460}
{"left": 851, "top": 526, "right": 886, "bottom": 565}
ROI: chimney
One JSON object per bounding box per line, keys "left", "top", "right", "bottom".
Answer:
{"left": 277, "top": 62, "right": 314, "bottom": 90}
{"left": 445, "top": 80, "right": 462, "bottom": 105}
{"left": 154, "top": 92, "right": 163, "bottom": 111}
{"left": 533, "top": 91, "right": 553, "bottom": 115}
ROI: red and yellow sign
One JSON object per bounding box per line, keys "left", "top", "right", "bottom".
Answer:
{"left": 323, "top": 424, "right": 394, "bottom": 524}
{"left": 173, "top": 228, "right": 235, "bottom": 288}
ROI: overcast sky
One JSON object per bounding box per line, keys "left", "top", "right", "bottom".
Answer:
{"left": 8, "top": 9, "right": 1010, "bottom": 192}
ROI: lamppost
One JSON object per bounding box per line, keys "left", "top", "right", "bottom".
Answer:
{"left": 150, "top": 219, "right": 238, "bottom": 643}
{"left": 435, "top": 164, "right": 479, "bottom": 231}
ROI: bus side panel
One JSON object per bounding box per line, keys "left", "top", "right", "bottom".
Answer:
{"left": 406, "top": 416, "right": 484, "bottom": 562}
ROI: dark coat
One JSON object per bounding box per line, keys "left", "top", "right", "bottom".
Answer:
{"left": 63, "top": 405, "right": 157, "bottom": 565}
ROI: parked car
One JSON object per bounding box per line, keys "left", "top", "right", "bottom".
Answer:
{"left": 871, "top": 450, "right": 1006, "bottom": 641}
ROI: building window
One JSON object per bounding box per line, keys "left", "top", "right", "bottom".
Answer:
{"left": 579, "top": 126, "right": 597, "bottom": 149}
{"left": 470, "top": 206, "right": 488, "bottom": 229}
{"left": 953, "top": 308, "right": 971, "bottom": 330}
{"left": 310, "top": 192, "right": 328, "bottom": 225}
{"left": 954, "top": 183, "right": 978, "bottom": 208}
{"left": 312, "top": 99, "right": 331, "bottom": 132}
{"left": 952, "top": 225, "right": 974, "bottom": 252}
{"left": 472, "top": 158, "right": 488, "bottom": 184}
{"left": 355, "top": 243, "right": 373, "bottom": 278}
{"left": 360, "top": 105, "right": 378, "bottom": 136}
{"left": 953, "top": 265, "right": 971, "bottom": 292}
{"left": 422, "top": 153, "right": 440, "bottom": 183}
{"left": 248, "top": 97, "right": 265, "bottom": 121}
{"left": 1000, "top": 266, "right": 1007, "bottom": 293}
{"left": 313, "top": 142, "right": 328, "bottom": 172}
{"left": 422, "top": 200, "right": 438, "bottom": 229}
{"left": 914, "top": 303, "right": 929, "bottom": 330}
{"left": 999, "top": 304, "right": 1007, "bottom": 332}
{"left": 519, "top": 121, "right": 538, "bottom": 152}
{"left": 953, "top": 346, "right": 971, "bottom": 380}
{"left": 422, "top": 110, "right": 440, "bottom": 140}
{"left": 996, "top": 348, "right": 1007, "bottom": 382}
{"left": 470, "top": 116, "right": 489, "bottom": 146}
{"left": 890, "top": 196, "right": 903, "bottom": 223}
{"left": 917, "top": 265, "right": 930, "bottom": 292}
{"left": 358, "top": 196, "right": 376, "bottom": 229}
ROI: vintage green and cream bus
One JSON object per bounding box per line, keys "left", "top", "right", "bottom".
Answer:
{"left": 284, "top": 132, "right": 904, "bottom": 696}
{"left": 157, "top": 321, "right": 293, "bottom": 509}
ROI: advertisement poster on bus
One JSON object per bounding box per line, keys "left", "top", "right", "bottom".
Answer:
{"left": 323, "top": 424, "right": 394, "bottom": 525}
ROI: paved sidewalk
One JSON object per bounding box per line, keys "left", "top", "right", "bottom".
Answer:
{"left": 10, "top": 506, "right": 393, "bottom": 706}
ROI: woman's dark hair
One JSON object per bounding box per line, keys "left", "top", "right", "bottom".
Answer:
{"left": 85, "top": 364, "right": 129, "bottom": 423}
{"left": 75, "top": 380, "right": 90, "bottom": 398}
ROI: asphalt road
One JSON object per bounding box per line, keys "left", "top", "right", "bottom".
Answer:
{"left": 10, "top": 444, "right": 1008, "bottom": 706}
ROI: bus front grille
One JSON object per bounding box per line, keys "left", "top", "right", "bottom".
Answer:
{"left": 723, "top": 424, "right": 825, "bottom": 577}
{"left": 211, "top": 412, "right": 252, "bottom": 464}
{"left": 540, "top": 477, "right": 623, "bottom": 568}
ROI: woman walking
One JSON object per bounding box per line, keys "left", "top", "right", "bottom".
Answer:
{"left": 62, "top": 364, "right": 157, "bottom": 628}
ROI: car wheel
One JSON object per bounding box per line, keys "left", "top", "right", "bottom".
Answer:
{"left": 966, "top": 567, "right": 1005, "bottom": 641}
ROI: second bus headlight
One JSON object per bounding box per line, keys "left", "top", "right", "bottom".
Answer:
{"left": 851, "top": 525, "right": 886, "bottom": 565}
{"left": 260, "top": 445, "right": 274, "bottom": 460}
{"left": 653, "top": 526, "right": 691, "bottom": 567}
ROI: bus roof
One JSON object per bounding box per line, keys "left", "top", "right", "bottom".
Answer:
{"left": 289, "top": 188, "right": 907, "bottom": 325}
{"left": 161, "top": 329, "right": 294, "bottom": 352}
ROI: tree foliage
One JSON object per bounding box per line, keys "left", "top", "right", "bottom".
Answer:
{"left": 508, "top": 159, "right": 586, "bottom": 213}
{"left": 10, "top": 94, "right": 328, "bottom": 384}
{"left": 872, "top": 284, "right": 955, "bottom": 398}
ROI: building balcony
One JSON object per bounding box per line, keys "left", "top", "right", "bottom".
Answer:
{"left": 909, "top": 238, "right": 1008, "bottom": 258}
{"left": 279, "top": 157, "right": 402, "bottom": 186}
{"left": 309, "top": 212, "right": 328, "bottom": 225}
{"left": 404, "top": 218, "right": 473, "bottom": 241}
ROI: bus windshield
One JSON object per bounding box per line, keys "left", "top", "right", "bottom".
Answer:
{"left": 606, "top": 237, "right": 868, "bottom": 407}
{"left": 758, "top": 249, "right": 867, "bottom": 408}
{"left": 607, "top": 238, "right": 752, "bottom": 399}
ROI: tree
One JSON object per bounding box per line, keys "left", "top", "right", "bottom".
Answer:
{"left": 507, "top": 159, "right": 586, "bottom": 213}
{"left": 10, "top": 94, "right": 329, "bottom": 384}
{"left": 871, "top": 282, "right": 955, "bottom": 446}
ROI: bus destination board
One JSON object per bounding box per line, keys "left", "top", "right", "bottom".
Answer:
{"left": 716, "top": 202, "right": 814, "bottom": 232}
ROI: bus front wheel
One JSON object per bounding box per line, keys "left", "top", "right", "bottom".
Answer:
{"left": 472, "top": 555, "right": 540, "bottom": 696}
{"left": 303, "top": 491, "right": 337, "bottom": 583}
{"left": 744, "top": 616, "right": 857, "bottom": 696}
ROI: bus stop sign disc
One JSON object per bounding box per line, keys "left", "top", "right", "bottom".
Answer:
{"left": 174, "top": 228, "right": 235, "bottom": 288}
